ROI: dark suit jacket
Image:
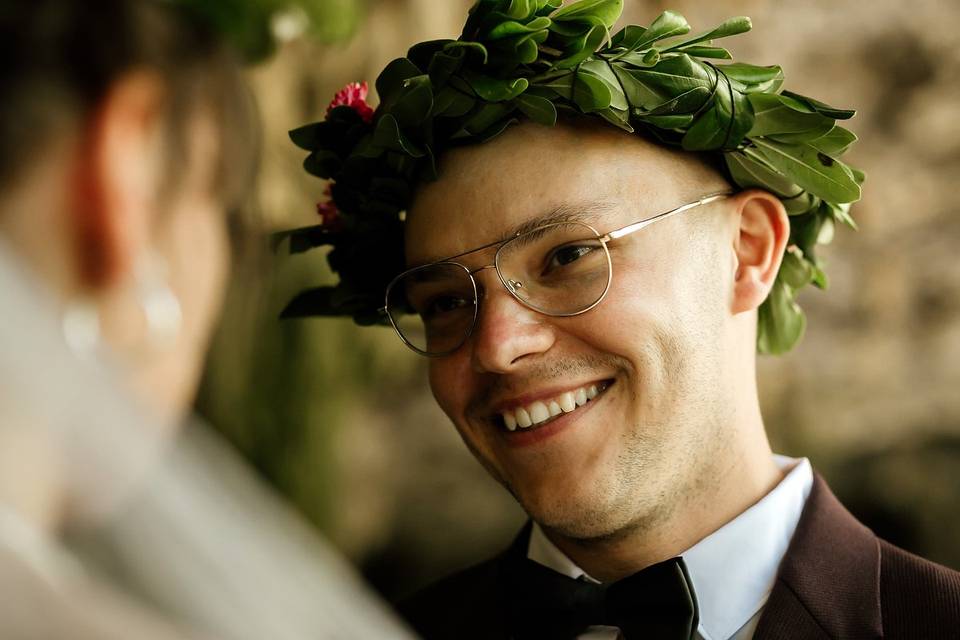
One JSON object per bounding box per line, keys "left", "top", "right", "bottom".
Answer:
{"left": 401, "top": 475, "right": 960, "bottom": 639}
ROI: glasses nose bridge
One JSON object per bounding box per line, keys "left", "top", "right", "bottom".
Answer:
{"left": 467, "top": 263, "right": 497, "bottom": 277}
{"left": 467, "top": 262, "right": 525, "bottom": 300}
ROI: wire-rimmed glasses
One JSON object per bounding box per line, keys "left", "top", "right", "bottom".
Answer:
{"left": 382, "top": 192, "right": 732, "bottom": 356}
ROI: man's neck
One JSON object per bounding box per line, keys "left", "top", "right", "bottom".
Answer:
{"left": 543, "top": 430, "right": 782, "bottom": 583}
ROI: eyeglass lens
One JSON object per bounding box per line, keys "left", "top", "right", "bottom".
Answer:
{"left": 386, "top": 222, "right": 610, "bottom": 356}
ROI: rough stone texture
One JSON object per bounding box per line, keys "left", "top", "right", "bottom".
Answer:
{"left": 214, "top": 0, "right": 960, "bottom": 599}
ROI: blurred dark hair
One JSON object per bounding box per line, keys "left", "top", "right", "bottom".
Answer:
{"left": 0, "top": 0, "right": 259, "bottom": 211}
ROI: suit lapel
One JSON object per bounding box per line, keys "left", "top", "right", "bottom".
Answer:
{"left": 754, "top": 474, "right": 883, "bottom": 639}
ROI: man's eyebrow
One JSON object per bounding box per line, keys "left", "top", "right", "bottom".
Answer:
{"left": 422, "top": 200, "right": 620, "bottom": 265}
{"left": 501, "top": 201, "right": 619, "bottom": 241}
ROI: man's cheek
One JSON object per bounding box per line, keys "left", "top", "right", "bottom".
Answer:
{"left": 428, "top": 366, "right": 460, "bottom": 419}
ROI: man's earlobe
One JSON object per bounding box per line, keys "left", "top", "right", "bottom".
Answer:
{"left": 71, "top": 72, "right": 166, "bottom": 290}
{"left": 730, "top": 190, "right": 789, "bottom": 314}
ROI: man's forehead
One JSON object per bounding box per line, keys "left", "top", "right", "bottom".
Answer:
{"left": 402, "top": 122, "right": 706, "bottom": 265}
{"left": 404, "top": 199, "right": 622, "bottom": 268}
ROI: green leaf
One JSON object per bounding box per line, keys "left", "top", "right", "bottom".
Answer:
{"left": 611, "top": 64, "right": 666, "bottom": 110}
{"left": 536, "top": 0, "right": 564, "bottom": 15}
{"left": 487, "top": 16, "right": 551, "bottom": 39}
{"left": 626, "top": 55, "right": 715, "bottom": 97}
{"left": 549, "top": 20, "right": 592, "bottom": 38}
{"left": 375, "top": 58, "right": 422, "bottom": 104}
{"left": 679, "top": 46, "right": 732, "bottom": 59}
{"left": 463, "top": 70, "right": 529, "bottom": 102}
{"left": 753, "top": 138, "right": 861, "bottom": 203}
{"left": 280, "top": 287, "right": 340, "bottom": 319}
{"left": 572, "top": 67, "right": 612, "bottom": 111}
{"left": 808, "top": 126, "right": 858, "bottom": 156}
{"left": 828, "top": 201, "right": 858, "bottom": 230}
{"left": 628, "top": 11, "right": 690, "bottom": 50}
{"left": 372, "top": 114, "right": 425, "bottom": 157}
{"left": 725, "top": 149, "right": 803, "bottom": 199}
{"left": 643, "top": 114, "right": 693, "bottom": 128}
{"left": 781, "top": 191, "right": 820, "bottom": 216}
{"left": 757, "top": 279, "right": 806, "bottom": 355}
{"left": 442, "top": 40, "right": 489, "bottom": 64}
{"left": 432, "top": 86, "right": 476, "bottom": 118}
{"left": 615, "top": 49, "right": 661, "bottom": 67}
{"left": 662, "top": 16, "right": 752, "bottom": 52}
{"left": 719, "top": 63, "right": 782, "bottom": 87}
{"left": 552, "top": 23, "right": 609, "bottom": 69}
{"left": 535, "top": 70, "right": 576, "bottom": 100}
{"left": 427, "top": 50, "right": 464, "bottom": 88}
{"left": 390, "top": 74, "right": 433, "bottom": 127}
{"left": 289, "top": 123, "right": 323, "bottom": 150}
{"left": 595, "top": 107, "right": 634, "bottom": 131}
{"left": 748, "top": 94, "right": 834, "bottom": 137}
{"left": 516, "top": 93, "right": 558, "bottom": 125}
{"left": 681, "top": 70, "right": 753, "bottom": 151}
{"left": 303, "top": 149, "right": 342, "bottom": 178}
{"left": 460, "top": 102, "right": 513, "bottom": 136}
{"left": 408, "top": 39, "right": 454, "bottom": 69}
{"left": 505, "top": 0, "right": 538, "bottom": 19}
{"left": 272, "top": 224, "right": 328, "bottom": 255}
{"left": 781, "top": 90, "right": 855, "bottom": 120}
{"left": 551, "top": 0, "right": 623, "bottom": 29}
{"left": 610, "top": 25, "right": 647, "bottom": 50}
{"left": 639, "top": 86, "right": 711, "bottom": 115}
{"left": 780, "top": 247, "right": 815, "bottom": 289}
{"left": 579, "top": 59, "right": 628, "bottom": 110}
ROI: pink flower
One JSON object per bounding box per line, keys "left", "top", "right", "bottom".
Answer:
{"left": 316, "top": 184, "right": 341, "bottom": 229}
{"left": 327, "top": 81, "right": 374, "bottom": 124}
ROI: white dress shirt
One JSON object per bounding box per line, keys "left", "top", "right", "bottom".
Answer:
{"left": 527, "top": 456, "right": 814, "bottom": 640}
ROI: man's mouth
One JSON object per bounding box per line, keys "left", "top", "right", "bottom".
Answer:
{"left": 496, "top": 380, "right": 613, "bottom": 432}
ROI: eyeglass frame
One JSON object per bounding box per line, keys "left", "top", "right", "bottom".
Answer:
{"left": 380, "top": 191, "right": 734, "bottom": 357}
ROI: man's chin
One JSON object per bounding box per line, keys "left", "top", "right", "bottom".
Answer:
{"left": 517, "top": 489, "right": 625, "bottom": 540}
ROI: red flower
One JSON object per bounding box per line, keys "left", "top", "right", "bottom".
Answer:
{"left": 316, "top": 184, "right": 341, "bottom": 229}
{"left": 327, "top": 81, "right": 374, "bottom": 124}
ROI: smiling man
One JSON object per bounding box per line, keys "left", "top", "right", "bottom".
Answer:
{"left": 284, "top": 1, "right": 960, "bottom": 638}
{"left": 404, "top": 122, "right": 781, "bottom": 568}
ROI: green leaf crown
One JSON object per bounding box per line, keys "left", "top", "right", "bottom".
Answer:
{"left": 282, "top": 0, "right": 864, "bottom": 355}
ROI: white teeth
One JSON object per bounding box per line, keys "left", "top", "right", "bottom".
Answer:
{"left": 516, "top": 407, "right": 532, "bottom": 428}
{"left": 499, "top": 382, "right": 610, "bottom": 431}
{"left": 529, "top": 402, "right": 550, "bottom": 425}
{"left": 575, "top": 388, "right": 588, "bottom": 407}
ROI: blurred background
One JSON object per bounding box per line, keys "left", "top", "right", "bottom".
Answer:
{"left": 196, "top": 0, "right": 960, "bottom": 603}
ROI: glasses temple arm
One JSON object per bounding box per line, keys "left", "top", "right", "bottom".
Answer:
{"left": 603, "top": 192, "right": 732, "bottom": 241}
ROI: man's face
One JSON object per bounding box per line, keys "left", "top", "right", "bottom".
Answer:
{"left": 406, "top": 122, "right": 738, "bottom": 540}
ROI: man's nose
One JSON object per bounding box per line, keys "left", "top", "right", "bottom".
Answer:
{"left": 468, "top": 268, "right": 555, "bottom": 374}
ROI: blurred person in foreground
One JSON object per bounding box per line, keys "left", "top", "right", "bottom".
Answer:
{"left": 282, "top": 0, "right": 960, "bottom": 638}
{"left": 0, "top": 1, "right": 414, "bottom": 638}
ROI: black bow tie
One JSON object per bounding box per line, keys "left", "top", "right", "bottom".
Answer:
{"left": 502, "top": 554, "right": 699, "bottom": 640}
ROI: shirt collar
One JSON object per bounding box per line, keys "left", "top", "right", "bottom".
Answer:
{"left": 527, "top": 455, "right": 814, "bottom": 640}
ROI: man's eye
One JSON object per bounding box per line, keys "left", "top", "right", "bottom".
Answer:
{"left": 423, "top": 295, "right": 470, "bottom": 318}
{"left": 545, "top": 244, "right": 596, "bottom": 271}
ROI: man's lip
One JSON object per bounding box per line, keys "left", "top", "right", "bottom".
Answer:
{"left": 487, "top": 378, "right": 615, "bottom": 416}
{"left": 498, "top": 382, "right": 612, "bottom": 447}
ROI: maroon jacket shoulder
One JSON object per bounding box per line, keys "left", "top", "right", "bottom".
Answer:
{"left": 755, "top": 473, "right": 960, "bottom": 639}
{"left": 878, "top": 538, "right": 960, "bottom": 637}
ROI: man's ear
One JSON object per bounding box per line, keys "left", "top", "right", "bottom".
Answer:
{"left": 730, "top": 189, "right": 789, "bottom": 314}
{"left": 71, "top": 72, "right": 166, "bottom": 290}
